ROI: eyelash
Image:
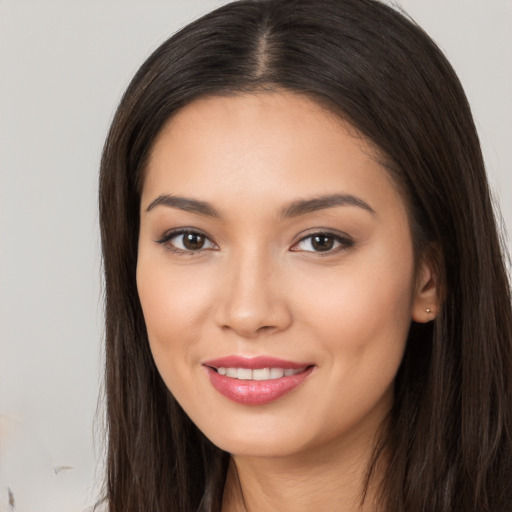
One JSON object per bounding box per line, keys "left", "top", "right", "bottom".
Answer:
{"left": 156, "top": 229, "right": 218, "bottom": 255}
{"left": 290, "top": 231, "right": 354, "bottom": 254}
{"left": 156, "top": 229, "right": 354, "bottom": 255}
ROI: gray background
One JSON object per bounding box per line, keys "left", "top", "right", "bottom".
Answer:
{"left": 1, "top": 1, "right": 510, "bottom": 510}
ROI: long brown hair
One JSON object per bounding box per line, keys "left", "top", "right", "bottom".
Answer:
{"left": 98, "top": 0, "right": 512, "bottom": 510}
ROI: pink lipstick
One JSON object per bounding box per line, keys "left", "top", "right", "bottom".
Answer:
{"left": 203, "top": 356, "right": 314, "bottom": 405}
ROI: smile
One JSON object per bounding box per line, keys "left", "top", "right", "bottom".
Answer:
{"left": 216, "top": 367, "right": 305, "bottom": 380}
{"left": 203, "top": 356, "right": 314, "bottom": 405}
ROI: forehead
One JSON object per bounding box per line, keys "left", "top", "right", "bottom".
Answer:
{"left": 142, "top": 91, "right": 403, "bottom": 217}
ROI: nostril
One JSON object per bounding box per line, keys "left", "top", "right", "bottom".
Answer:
{"left": 256, "top": 325, "right": 275, "bottom": 333}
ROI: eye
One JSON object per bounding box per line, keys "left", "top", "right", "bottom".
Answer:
{"left": 291, "top": 232, "right": 353, "bottom": 253}
{"left": 156, "top": 230, "right": 217, "bottom": 253}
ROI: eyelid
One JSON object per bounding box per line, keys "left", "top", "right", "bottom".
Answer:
{"left": 155, "top": 228, "right": 218, "bottom": 253}
{"left": 290, "top": 229, "right": 354, "bottom": 253}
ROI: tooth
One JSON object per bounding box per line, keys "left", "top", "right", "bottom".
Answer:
{"left": 220, "top": 367, "right": 300, "bottom": 380}
{"left": 269, "top": 368, "right": 284, "bottom": 379}
{"left": 237, "top": 368, "right": 253, "bottom": 380}
{"left": 253, "top": 368, "right": 270, "bottom": 380}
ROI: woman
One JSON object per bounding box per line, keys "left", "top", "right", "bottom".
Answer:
{"left": 97, "top": 0, "right": 512, "bottom": 510}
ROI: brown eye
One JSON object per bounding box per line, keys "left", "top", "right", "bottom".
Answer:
{"left": 157, "top": 230, "right": 216, "bottom": 252}
{"left": 311, "top": 234, "right": 335, "bottom": 251}
{"left": 291, "top": 231, "right": 354, "bottom": 253}
{"left": 182, "top": 232, "right": 206, "bottom": 250}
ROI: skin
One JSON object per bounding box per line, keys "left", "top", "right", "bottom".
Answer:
{"left": 137, "top": 92, "right": 437, "bottom": 511}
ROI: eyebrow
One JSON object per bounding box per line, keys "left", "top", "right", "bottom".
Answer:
{"left": 278, "top": 194, "right": 376, "bottom": 219}
{"left": 146, "top": 195, "right": 221, "bottom": 217}
{"left": 145, "top": 193, "right": 376, "bottom": 218}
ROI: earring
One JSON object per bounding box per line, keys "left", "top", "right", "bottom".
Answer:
{"left": 425, "top": 308, "right": 432, "bottom": 314}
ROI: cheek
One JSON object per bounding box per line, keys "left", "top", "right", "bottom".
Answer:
{"left": 135, "top": 253, "right": 216, "bottom": 385}
{"left": 295, "top": 243, "right": 415, "bottom": 373}
{"left": 280, "top": 249, "right": 415, "bottom": 442}
{"left": 137, "top": 244, "right": 219, "bottom": 323}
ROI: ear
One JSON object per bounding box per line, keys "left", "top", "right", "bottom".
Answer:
{"left": 411, "top": 254, "right": 439, "bottom": 323}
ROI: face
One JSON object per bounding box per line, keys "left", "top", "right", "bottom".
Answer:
{"left": 137, "top": 92, "right": 432, "bottom": 459}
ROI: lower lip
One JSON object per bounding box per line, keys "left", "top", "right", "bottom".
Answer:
{"left": 205, "top": 366, "right": 314, "bottom": 405}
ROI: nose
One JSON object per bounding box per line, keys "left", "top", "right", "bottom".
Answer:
{"left": 214, "top": 250, "right": 292, "bottom": 338}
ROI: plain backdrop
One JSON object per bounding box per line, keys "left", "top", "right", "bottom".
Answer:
{"left": 0, "top": 1, "right": 511, "bottom": 510}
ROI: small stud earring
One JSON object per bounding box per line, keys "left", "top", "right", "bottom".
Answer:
{"left": 425, "top": 308, "right": 432, "bottom": 314}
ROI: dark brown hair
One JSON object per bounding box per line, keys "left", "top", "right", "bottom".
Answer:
{"left": 98, "top": 0, "right": 512, "bottom": 510}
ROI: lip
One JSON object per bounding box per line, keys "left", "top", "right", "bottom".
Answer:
{"left": 203, "top": 355, "right": 315, "bottom": 406}
{"left": 203, "top": 355, "right": 310, "bottom": 370}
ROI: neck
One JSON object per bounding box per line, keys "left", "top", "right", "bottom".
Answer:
{"left": 221, "top": 426, "right": 387, "bottom": 512}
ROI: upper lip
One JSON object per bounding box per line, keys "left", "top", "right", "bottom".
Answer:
{"left": 203, "top": 355, "right": 313, "bottom": 370}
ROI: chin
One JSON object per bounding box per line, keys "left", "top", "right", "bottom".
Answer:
{"left": 210, "top": 430, "right": 310, "bottom": 458}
